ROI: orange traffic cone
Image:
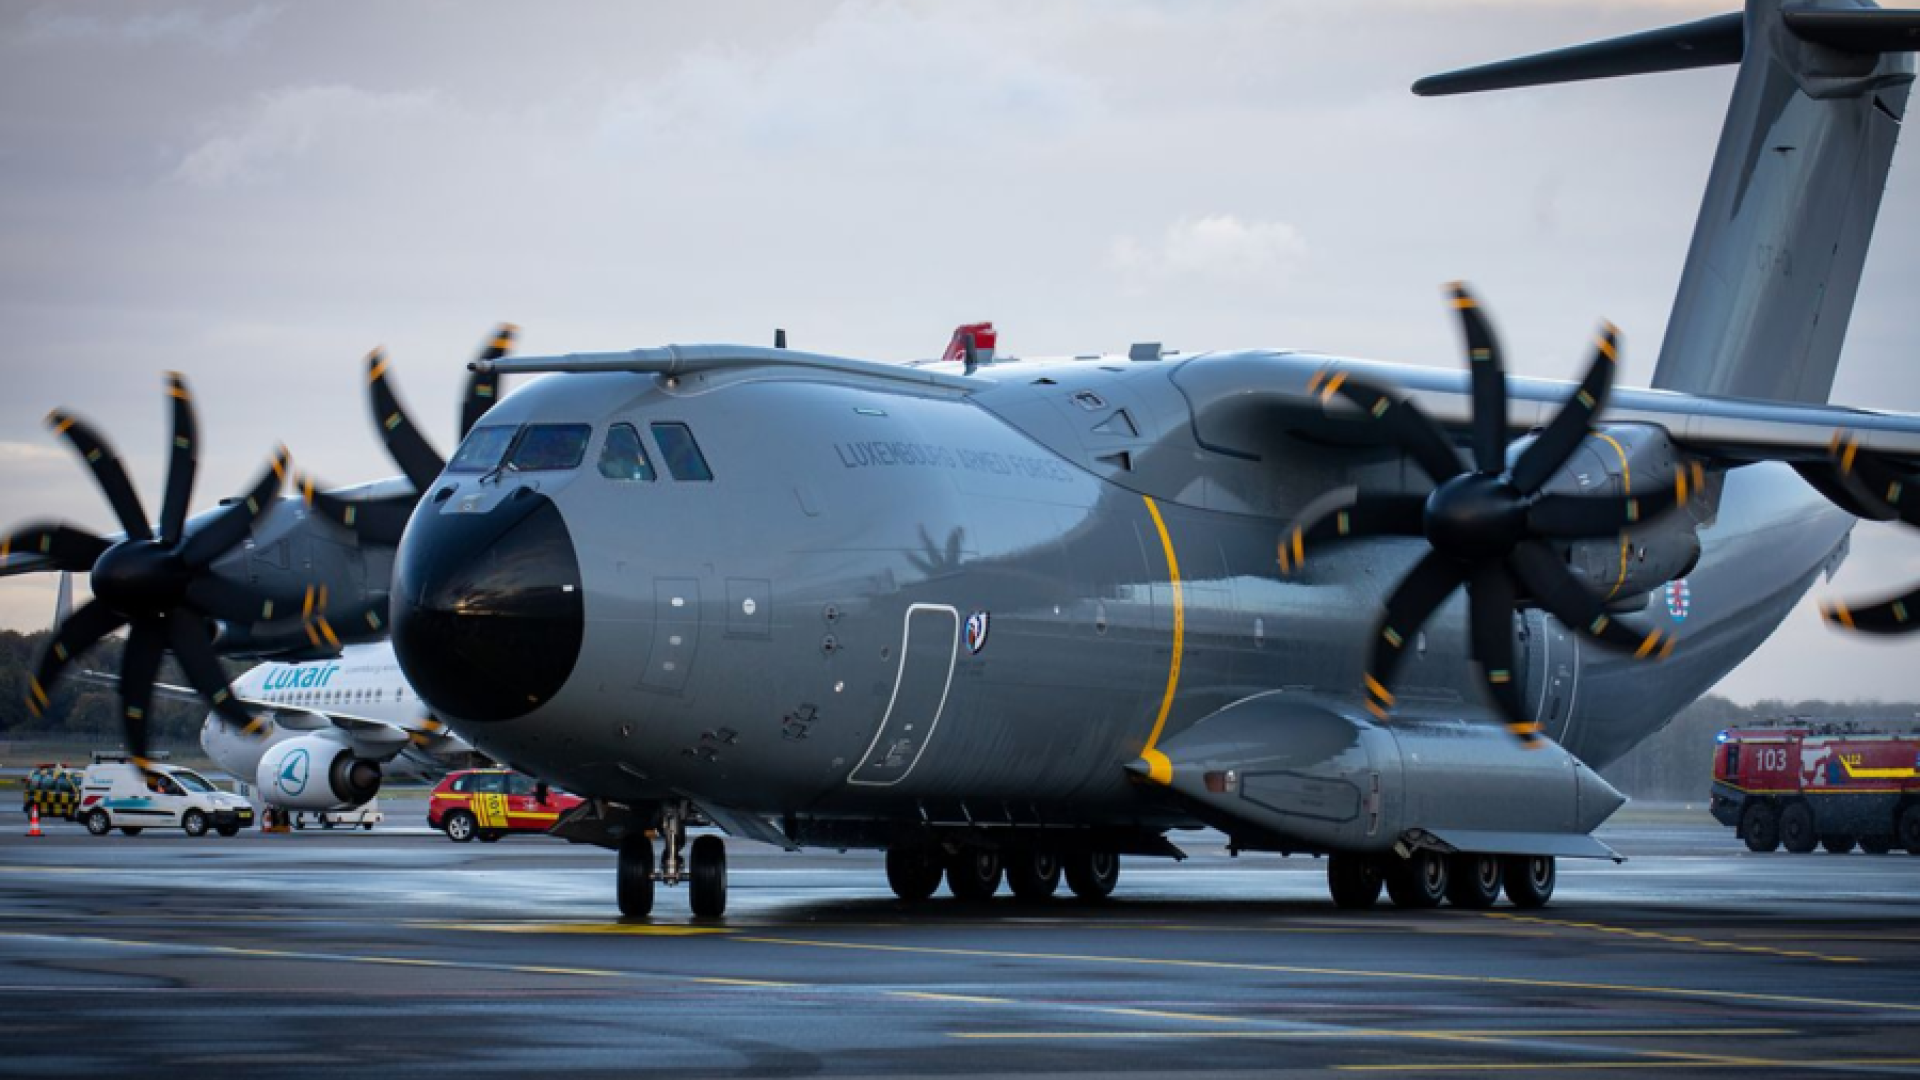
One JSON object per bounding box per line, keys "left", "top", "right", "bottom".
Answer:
{"left": 26, "top": 805, "right": 42, "bottom": 837}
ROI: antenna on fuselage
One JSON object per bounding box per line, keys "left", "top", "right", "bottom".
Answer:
{"left": 774, "top": 328, "right": 787, "bottom": 349}
{"left": 962, "top": 332, "right": 980, "bottom": 376}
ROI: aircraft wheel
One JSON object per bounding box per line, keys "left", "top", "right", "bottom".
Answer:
{"left": 443, "top": 811, "right": 477, "bottom": 843}
{"left": 1502, "top": 855, "right": 1556, "bottom": 909}
{"left": 1385, "top": 851, "right": 1447, "bottom": 909}
{"left": 85, "top": 810, "right": 111, "bottom": 836}
{"left": 689, "top": 835, "right": 727, "bottom": 918}
{"left": 885, "top": 846, "right": 944, "bottom": 902}
{"left": 1444, "top": 854, "right": 1503, "bottom": 909}
{"left": 1898, "top": 804, "right": 1920, "bottom": 854}
{"left": 1860, "top": 836, "right": 1893, "bottom": 855}
{"left": 1821, "top": 835, "right": 1857, "bottom": 855}
{"left": 1779, "top": 803, "right": 1817, "bottom": 853}
{"left": 617, "top": 833, "right": 655, "bottom": 917}
{"left": 1740, "top": 802, "right": 1780, "bottom": 852}
{"left": 946, "top": 848, "right": 1003, "bottom": 902}
{"left": 181, "top": 810, "right": 208, "bottom": 837}
{"left": 1326, "top": 853, "right": 1384, "bottom": 909}
{"left": 1064, "top": 851, "right": 1120, "bottom": 901}
{"left": 1005, "top": 850, "right": 1062, "bottom": 902}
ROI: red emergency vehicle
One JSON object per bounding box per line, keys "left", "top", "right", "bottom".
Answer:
{"left": 428, "top": 768, "right": 583, "bottom": 842}
{"left": 1710, "top": 723, "right": 1920, "bottom": 854}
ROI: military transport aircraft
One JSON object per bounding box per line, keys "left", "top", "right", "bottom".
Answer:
{"left": 10, "top": 0, "right": 1920, "bottom": 919}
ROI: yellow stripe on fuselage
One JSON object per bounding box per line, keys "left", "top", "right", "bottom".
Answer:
{"left": 1141, "top": 496, "right": 1184, "bottom": 759}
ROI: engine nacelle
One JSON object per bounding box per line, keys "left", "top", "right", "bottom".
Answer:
{"left": 255, "top": 734, "right": 382, "bottom": 811}
{"left": 1529, "top": 423, "right": 1704, "bottom": 605}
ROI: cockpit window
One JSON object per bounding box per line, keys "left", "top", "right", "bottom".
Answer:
{"left": 651, "top": 423, "right": 713, "bottom": 482}
{"left": 510, "top": 424, "right": 592, "bottom": 472}
{"left": 597, "top": 423, "right": 656, "bottom": 482}
{"left": 447, "top": 425, "right": 517, "bottom": 473}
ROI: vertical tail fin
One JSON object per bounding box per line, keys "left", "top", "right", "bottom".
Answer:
{"left": 1417, "top": 1, "right": 1918, "bottom": 405}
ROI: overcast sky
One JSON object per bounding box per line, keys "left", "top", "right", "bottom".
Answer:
{"left": 1, "top": 1, "right": 1915, "bottom": 702}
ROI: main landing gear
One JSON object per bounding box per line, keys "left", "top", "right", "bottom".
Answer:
{"left": 617, "top": 801, "right": 728, "bottom": 919}
{"left": 884, "top": 845, "right": 1120, "bottom": 903}
{"left": 1327, "top": 851, "right": 1556, "bottom": 910}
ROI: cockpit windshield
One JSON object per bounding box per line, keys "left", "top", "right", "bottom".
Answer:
{"left": 510, "top": 424, "right": 592, "bottom": 472}
{"left": 447, "top": 425, "right": 518, "bottom": 473}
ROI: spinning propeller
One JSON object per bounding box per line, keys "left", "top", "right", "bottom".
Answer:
{"left": 1279, "top": 284, "right": 1700, "bottom": 744}
{"left": 4, "top": 375, "right": 286, "bottom": 765}
{"left": 296, "top": 325, "right": 516, "bottom": 545}
{"left": 1821, "top": 434, "right": 1920, "bottom": 634}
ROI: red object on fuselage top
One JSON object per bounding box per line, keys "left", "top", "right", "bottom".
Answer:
{"left": 942, "top": 322, "right": 997, "bottom": 362}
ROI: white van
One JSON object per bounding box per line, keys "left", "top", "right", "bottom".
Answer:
{"left": 79, "top": 762, "right": 256, "bottom": 837}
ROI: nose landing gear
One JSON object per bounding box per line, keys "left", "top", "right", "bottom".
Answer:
{"left": 615, "top": 800, "right": 729, "bottom": 919}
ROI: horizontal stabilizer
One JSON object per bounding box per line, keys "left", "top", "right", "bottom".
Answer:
{"left": 1413, "top": 12, "right": 1744, "bottom": 96}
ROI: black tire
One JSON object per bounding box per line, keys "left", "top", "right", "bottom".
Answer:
{"left": 443, "top": 811, "right": 477, "bottom": 843}
{"left": 1899, "top": 804, "right": 1920, "bottom": 854}
{"left": 689, "top": 835, "right": 728, "bottom": 918}
{"left": 1445, "top": 854, "right": 1503, "bottom": 909}
{"left": 322, "top": 819, "right": 335, "bottom": 830}
{"left": 946, "top": 848, "right": 1003, "bottom": 902}
{"left": 215, "top": 824, "right": 240, "bottom": 837}
{"left": 617, "top": 833, "right": 655, "bottom": 917}
{"left": 1741, "top": 802, "right": 1780, "bottom": 853}
{"left": 293, "top": 818, "right": 306, "bottom": 830}
{"left": 181, "top": 810, "right": 209, "bottom": 837}
{"left": 363, "top": 823, "right": 375, "bottom": 831}
{"left": 885, "top": 846, "right": 944, "bottom": 902}
{"left": 120, "top": 827, "right": 144, "bottom": 836}
{"left": 1860, "top": 836, "right": 1894, "bottom": 855}
{"left": 1780, "top": 803, "right": 1818, "bottom": 854}
{"left": 85, "top": 810, "right": 111, "bottom": 836}
{"left": 1064, "top": 851, "right": 1120, "bottom": 901}
{"left": 478, "top": 830, "right": 504, "bottom": 843}
{"left": 1005, "top": 851, "right": 1062, "bottom": 902}
{"left": 1502, "top": 855, "right": 1556, "bottom": 909}
{"left": 1327, "top": 853, "right": 1384, "bottom": 909}
{"left": 1385, "top": 851, "right": 1448, "bottom": 909}
{"left": 1821, "top": 835, "right": 1857, "bottom": 855}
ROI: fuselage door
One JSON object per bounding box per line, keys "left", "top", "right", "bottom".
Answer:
{"left": 848, "top": 604, "right": 960, "bottom": 786}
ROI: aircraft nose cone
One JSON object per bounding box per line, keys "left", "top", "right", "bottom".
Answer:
{"left": 1577, "top": 761, "right": 1628, "bottom": 833}
{"left": 392, "top": 487, "right": 584, "bottom": 723}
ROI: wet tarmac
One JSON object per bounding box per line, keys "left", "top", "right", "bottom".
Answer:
{"left": 2, "top": 805, "right": 1918, "bottom": 1078}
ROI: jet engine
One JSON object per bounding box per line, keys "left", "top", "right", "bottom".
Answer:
{"left": 255, "top": 734, "right": 382, "bottom": 811}
{"left": 1532, "top": 423, "right": 1703, "bottom": 606}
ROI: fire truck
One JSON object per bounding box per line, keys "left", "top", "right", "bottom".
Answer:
{"left": 1710, "top": 722, "right": 1920, "bottom": 854}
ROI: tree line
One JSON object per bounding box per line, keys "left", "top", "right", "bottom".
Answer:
{"left": 0, "top": 628, "right": 223, "bottom": 746}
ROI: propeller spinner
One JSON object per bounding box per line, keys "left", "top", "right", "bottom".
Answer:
{"left": 1279, "top": 284, "right": 1701, "bottom": 744}
{"left": 3, "top": 375, "right": 285, "bottom": 765}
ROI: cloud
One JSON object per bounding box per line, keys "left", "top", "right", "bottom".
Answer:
{"left": 594, "top": 2, "right": 1101, "bottom": 159}
{"left": 1108, "top": 214, "right": 1310, "bottom": 289}
{"left": 26, "top": 5, "right": 281, "bottom": 53}
{"left": 171, "top": 84, "right": 442, "bottom": 188}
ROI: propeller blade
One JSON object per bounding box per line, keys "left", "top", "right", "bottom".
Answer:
{"left": 1526, "top": 460, "right": 1703, "bottom": 537}
{"left": 1508, "top": 540, "right": 1676, "bottom": 658}
{"left": 24, "top": 599, "right": 127, "bottom": 719}
{"left": 158, "top": 372, "right": 200, "bottom": 546}
{"left": 460, "top": 324, "right": 516, "bottom": 439}
{"left": 1466, "top": 562, "right": 1541, "bottom": 744}
{"left": 1839, "top": 448, "right": 1920, "bottom": 530}
{"left": 1449, "top": 283, "right": 1509, "bottom": 475}
{"left": 119, "top": 616, "right": 167, "bottom": 765}
{"left": 297, "top": 475, "right": 416, "bottom": 547}
{"left": 183, "top": 574, "right": 277, "bottom": 625}
{"left": 1278, "top": 487, "right": 1427, "bottom": 575}
{"left": 178, "top": 447, "right": 289, "bottom": 569}
{"left": 1363, "top": 549, "right": 1467, "bottom": 719}
{"left": 46, "top": 411, "right": 152, "bottom": 542}
{"left": 1823, "top": 588, "right": 1917, "bottom": 635}
{"left": 1, "top": 523, "right": 109, "bottom": 573}
{"left": 367, "top": 349, "right": 449, "bottom": 491}
{"left": 1509, "top": 324, "right": 1620, "bottom": 494}
{"left": 167, "top": 611, "right": 261, "bottom": 732}
{"left": 1309, "top": 370, "right": 1464, "bottom": 485}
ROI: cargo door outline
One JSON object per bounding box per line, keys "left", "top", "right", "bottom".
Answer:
{"left": 848, "top": 604, "right": 960, "bottom": 787}
{"left": 642, "top": 578, "right": 700, "bottom": 694}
